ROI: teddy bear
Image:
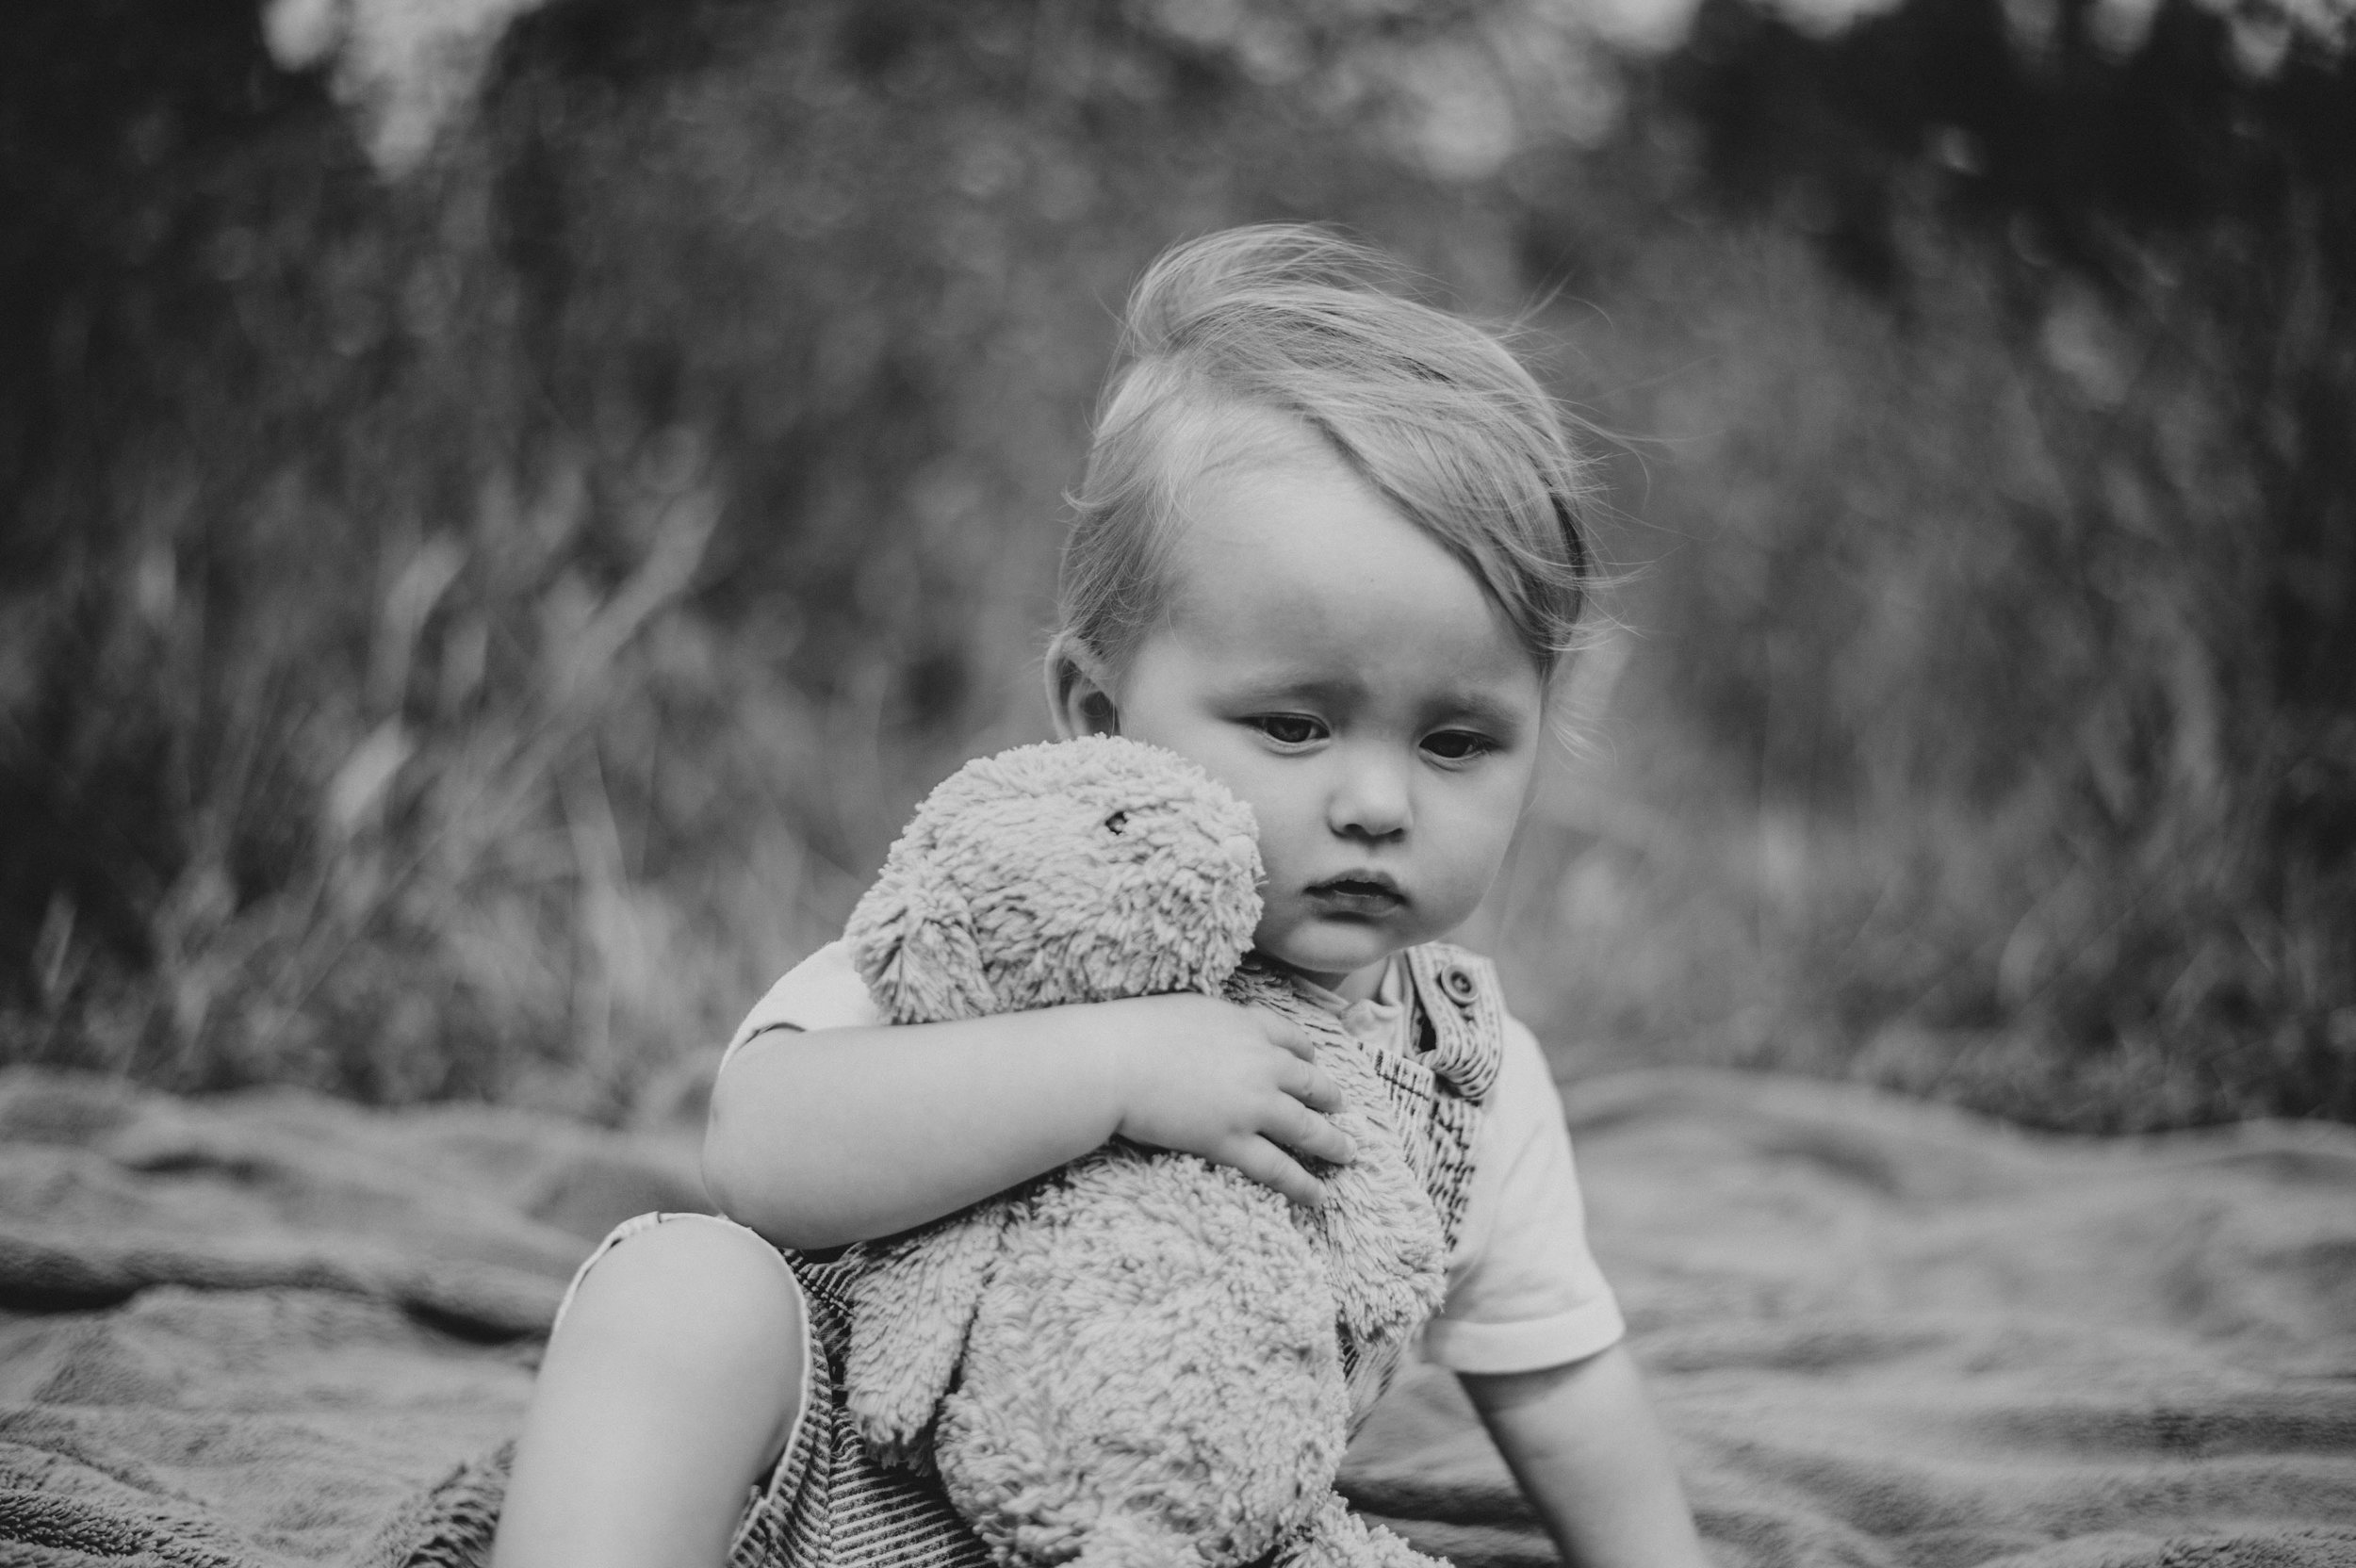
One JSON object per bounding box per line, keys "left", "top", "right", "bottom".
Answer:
{"left": 837, "top": 734, "right": 1450, "bottom": 1568}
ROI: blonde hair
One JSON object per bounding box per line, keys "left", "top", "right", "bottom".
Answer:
{"left": 1055, "top": 224, "right": 1598, "bottom": 686}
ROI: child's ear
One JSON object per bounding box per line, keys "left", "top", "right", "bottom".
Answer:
{"left": 1044, "top": 634, "right": 1121, "bottom": 739}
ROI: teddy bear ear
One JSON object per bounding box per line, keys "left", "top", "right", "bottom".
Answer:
{"left": 847, "top": 854, "right": 997, "bottom": 1023}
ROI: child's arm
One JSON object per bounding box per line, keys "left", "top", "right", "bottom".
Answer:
{"left": 704, "top": 993, "right": 1355, "bottom": 1250}
{"left": 1462, "top": 1345, "right": 1710, "bottom": 1568}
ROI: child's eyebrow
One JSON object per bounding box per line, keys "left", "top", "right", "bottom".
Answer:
{"left": 1219, "top": 675, "right": 1530, "bottom": 735}
{"left": 1428, "top": 693, "right": 1530, "bottom": 735}
{"left": 1219, "top": 674, "right": 1366, "bottom": 708}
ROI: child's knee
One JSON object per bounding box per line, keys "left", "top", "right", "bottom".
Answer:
{"left": 548, "top": 1217, "right": 807, "bottom": 1434}
{"left": 501, "top": 1218, "right": 807, "bottom": 1567}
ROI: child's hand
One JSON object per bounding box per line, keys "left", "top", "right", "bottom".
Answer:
{"left": 1102, "top": 995, "right": 1356, "bottom": 1208}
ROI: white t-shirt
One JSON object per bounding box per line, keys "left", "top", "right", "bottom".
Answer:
{"left": 722, "top": 943, "right": 1624, "bottom": 1376}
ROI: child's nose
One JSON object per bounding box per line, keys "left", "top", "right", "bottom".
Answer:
{"left": 1328, "top": 755, "right": 1411, "bottom": 840}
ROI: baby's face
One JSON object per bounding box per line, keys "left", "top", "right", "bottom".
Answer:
{"left": 1077, "top": 438, "right": 1545, "bottom": 1002}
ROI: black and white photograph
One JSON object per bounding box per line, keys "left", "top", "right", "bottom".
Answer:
{"left": 1, "top": 1, "right": 2350, "bottom": 1564}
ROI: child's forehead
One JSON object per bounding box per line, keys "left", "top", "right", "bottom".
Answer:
{"left": 1121, "top": 393, "right": 1553, "bottom": 687}
{"left": 1164, "top": 451, "right": 1481, "bottom": 620}
{"left": 1144, "top": 512, "right": 1543, "bottom": 706}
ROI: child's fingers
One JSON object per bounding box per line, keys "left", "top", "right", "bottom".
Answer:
{"left": 1273, "top": 1093, "right": 1356, "bottom": 1167}
{"left": 1254, "top": 1010, "right": 1320, "bottom": 1064}
{"left": 1278, "top": 1054, "right": 1345, "bottom": 1116}
{"left": 1227, "top": 1135, "right": 1328, "bottom": 1209}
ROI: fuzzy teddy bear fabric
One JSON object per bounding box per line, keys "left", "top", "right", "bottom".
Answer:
{"left": 837, "top": 735, "right": 1450, "bottom": 1568}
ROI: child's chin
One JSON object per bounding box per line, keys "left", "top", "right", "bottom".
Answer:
{"left": 1256, "top": 924, "right": 1399, "bottom": 986}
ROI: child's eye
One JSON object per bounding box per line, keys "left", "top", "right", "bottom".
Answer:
{"left": 1421, "top": 730, "right": 1497, "bottom": 762}
{"left": 1252, "top": 715, "right": 1325, "bottom": 746}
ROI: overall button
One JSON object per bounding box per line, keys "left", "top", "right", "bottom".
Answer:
{"left": 1440, "top": 967, "right": 1478, "bottom": 1004}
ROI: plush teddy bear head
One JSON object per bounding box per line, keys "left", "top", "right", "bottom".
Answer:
{"left": 846, "top": 736, "right": 1263, "bottom": 1024}
{"left": 839, "top": 734, "right": 1450, "bottom": 1568}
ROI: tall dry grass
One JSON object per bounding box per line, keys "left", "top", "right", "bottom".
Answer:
{"left": 1481, "top": 61, "right": 2356, "bottom": 1127}
{"left": 3, "top": 0, "right": 2348, "bottom": 1131}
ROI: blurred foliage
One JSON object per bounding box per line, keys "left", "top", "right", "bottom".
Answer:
{"left": 0, "top": 0, "right": 2348, "bottom": 1129}
{"left": 1486, "top": 0, "right": 2356, "bottom": 1128}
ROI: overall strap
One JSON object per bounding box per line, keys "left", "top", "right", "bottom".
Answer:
{"left": 1401, "top": 943, "right": 1507, "bottom": 1103}
{"left": 1317, "top": 944, "right": 1509, "bottom": 1425}
{"left": 1333, "top": 942, "right": 1506, "bottom": 1279}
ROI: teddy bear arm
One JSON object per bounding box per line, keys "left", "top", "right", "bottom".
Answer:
{"left": 1310, "top": 1118, "right": 1447, "bottom": 1341}
{"left": 1299, "top": 1046, "right": 1449, "bottom": 1346}
{"left": 844, "top": 1199, "right": 1010, "bottom": 1468}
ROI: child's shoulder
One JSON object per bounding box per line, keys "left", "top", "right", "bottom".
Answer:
{"left": 723, "top": 940, "right": 875, "bottom": 1070}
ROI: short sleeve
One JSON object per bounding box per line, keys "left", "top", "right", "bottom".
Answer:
{"left": 719, "top": 941, "right": 881, "bottom": 1075}
{"left": 1419, "top": 1014, "right": 1625, "bottom": 1375}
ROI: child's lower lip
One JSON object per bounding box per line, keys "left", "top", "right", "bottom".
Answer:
{"left": 1306, "top": 885, "right": 1405, "bottom": 916}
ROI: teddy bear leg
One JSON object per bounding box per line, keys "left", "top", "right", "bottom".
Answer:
{"left": 1278, "top": 1496, "right": 1448, "bottom": 1568}
{"left": 1071, "top": 1512, "right": 1207, "bottom": 1568}
{"left": 844, "top": 1199, "right": 1010, "bottom": 1469}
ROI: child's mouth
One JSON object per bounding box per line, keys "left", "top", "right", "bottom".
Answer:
{"left": 1305, "top": 876, "right": 1406, "bottom": 917}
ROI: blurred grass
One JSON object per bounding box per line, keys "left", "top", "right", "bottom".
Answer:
{"left": 1476, "top": 136, "right": 2356, "bottom": 1127}
{"left": 1, "top": 0, "right": 2348, "bottom": 1131}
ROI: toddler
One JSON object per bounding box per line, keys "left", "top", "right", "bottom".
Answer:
{"left": 493, "top": 226, "right": 1708, "bottom": 1568}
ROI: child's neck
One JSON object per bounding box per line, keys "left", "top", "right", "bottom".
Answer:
{"left": 1255, "top": 951, "right": 1395, "bottom": 1005}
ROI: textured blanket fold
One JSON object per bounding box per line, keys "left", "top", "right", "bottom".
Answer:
{"left": 1, "top": 1065, "right": 2351, "bottom": 1568}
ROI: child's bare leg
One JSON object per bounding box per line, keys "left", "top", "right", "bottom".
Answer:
{"left": 493, "top": 1217, "right": 806, "bottom": 1568}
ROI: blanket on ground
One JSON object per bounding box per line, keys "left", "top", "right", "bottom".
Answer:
{"left": 0, "top": 1065, "right": 2349, "bottom": 1568}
